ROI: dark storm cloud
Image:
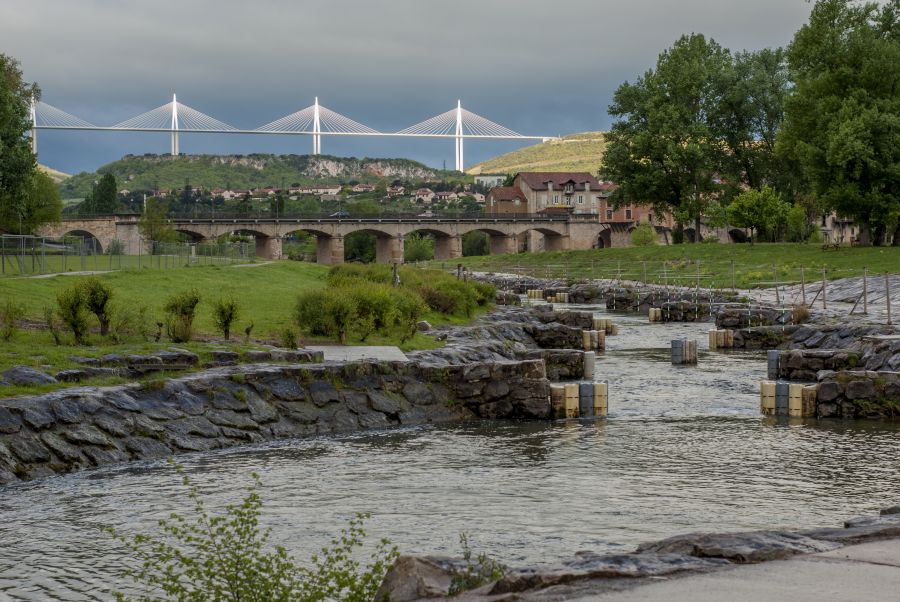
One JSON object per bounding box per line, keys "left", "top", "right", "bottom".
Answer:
{"left": 2, "top": 0, "right": 814, "bottom": 172}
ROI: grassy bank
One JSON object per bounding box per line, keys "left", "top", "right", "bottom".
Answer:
{"left": 0, "top": 261, "right": 492, "bottom": 396}
{"left": 425, "top": 244, "right": 900, "bottom": 290}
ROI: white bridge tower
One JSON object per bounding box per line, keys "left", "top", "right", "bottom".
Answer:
{"left": 170, "top": 93, "right": 180, "bottom": 156}
{"left": 30, "top": 94, "right": 37, "bottom": 155}
{"left": 455, "top": 99, "right": 463, "bottom": 172}
{"left": 313, "top": 97, "right": 322, "bottom": 155}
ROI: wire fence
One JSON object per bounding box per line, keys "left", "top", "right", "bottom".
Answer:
{"left": 417, "top": 257, "right": 898, "bottom": 325}
{"left": 0, "top": 235, "right": 255, "bottom": 277}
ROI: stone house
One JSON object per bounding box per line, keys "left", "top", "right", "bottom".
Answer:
{"left": 486, "top": 186, "right": 528, "bottom": 214}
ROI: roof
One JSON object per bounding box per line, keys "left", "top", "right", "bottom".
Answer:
{"left": 515, "top": 172, "right": 602, "bottom": 191}
{"left": 489, "top": 186, "right": 527, "bottom": 202}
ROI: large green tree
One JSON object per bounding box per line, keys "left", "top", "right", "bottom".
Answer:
{"left": 21, "top": 170, "right": 62, "bottom": 232}
{"left": 600, "top": 34, "right": 732, "bottom": 240}
{"left": 80, "top": 172, "right": 118, "bottom": 216}
{"left": 0, "top": 54, "right": 41, "bottom": 234}
{"left": 779, "top": 0, "right": 900, "bottom": 245}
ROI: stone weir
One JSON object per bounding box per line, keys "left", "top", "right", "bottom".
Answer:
{"left": 0, "top": 359, "right": 550, "bottom": 486}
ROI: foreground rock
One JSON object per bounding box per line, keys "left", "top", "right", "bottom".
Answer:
{"left": 0, "top": 359, "right": 549, "bottom": 485}
{"left": 378, "top": 508, "right": 900, "bottom": 601}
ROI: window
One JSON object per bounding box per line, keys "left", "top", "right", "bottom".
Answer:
{"left": 625, "top": 209, "right": 632, "bottom": 219}
{"left": 553, "top": 195, "right": 560, "bottom": 203}
{"left": 514, "top": 199, "right": 520, "bottom": 206}
{"left": 606, "top": 210, "right": 613, "bottom": 220}
{"left": 577, "top": 195, "right": 584, "bottom": 204}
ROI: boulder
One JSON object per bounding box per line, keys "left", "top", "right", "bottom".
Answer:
{"left": 2, "top": 366, "right": 57, "bottom": 386}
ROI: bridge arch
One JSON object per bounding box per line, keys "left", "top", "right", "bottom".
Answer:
{"left": 60, "top": 229, "right": 105, "bottom": 254}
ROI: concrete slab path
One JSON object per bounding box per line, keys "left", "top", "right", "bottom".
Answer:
{"left": 578, "top": 539, "right": 900, "bottom": 601}
{"left": 305, "top": 345, "right": 408, "bottom": 362}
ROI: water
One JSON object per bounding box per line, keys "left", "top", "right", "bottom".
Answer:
{"left": 2, "top": 308, "right": 899, "bottom": 600}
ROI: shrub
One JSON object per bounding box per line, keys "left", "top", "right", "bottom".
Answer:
{"left": 393, "top": 289, "right": 427, "bottom": 343}
{"left": 164, "top": 290, "right": 201, "bottom": 343}
{"left": 420, "top": 281, "right": 478, "bottom": 317}
{"left": 244, "top": 321, "right": 254, "bottom": 343}
{"left": 0, "top": 300, "right": 25, "bottom": 341}
{"left": 327, "top": 263, "right": 392, "bottom": 287}
{"left": 471, "top": 281, "right": 496, "bottom": 307}
{"left": 295, "top": 290, "right": 330, "bottom": 336}
{"left": 106, "top": 239, "right": 125, "bottom": 255}
{"left": 448, "top": 533, "right": 507, "bottom": 596}
{"left": 279, "top": 327, "right": 298, "bottom": 349}
{"left": 630, "top": 222, "right": 657, "bottom": 246}
{"left": 212, "top": 298, "right": 240, "bottom": 340}
{"left": 323, "top": 292, "right": 358, "bottom": 344}
{"left": 347, "top": 283, "right": 397, "bottom": 341}
{"left": 404, "top": 232, "right": 435, "bottom": 262}
{"left": 107, "top": 305, "right": 134, "bottom": 344}
{"left": 56, "top": 284, "right": 90, "bottom": 345}
{"left": 792, "top": 304, "right": 810, "bottom": 324}
{"left": 701, "top": 235, "right": 720, "bottom": 244}
{"left": 108, "top": 465, "right": 398, "bottom": 602}
{"left": 43, "top": 306, "right": 62, "bottom": 345}
{"left": 80, "top": 277, "right": 114, "bottom": 336}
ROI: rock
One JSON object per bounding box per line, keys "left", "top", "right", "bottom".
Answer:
{"left": 844, "top": 513, "right": 900, "bottom": 529}
{"left": 9, "top": 436, "right": 52, "bottom": 464}
{"left": 2, "top": 366, "right": 57, "bottom": 386}
{"left": 416, "top": 320, "right": 432, "bottom": 332}
{"left": 375, "top": 556, "right": 462, "bottom": 602}
{"left": 39, "top": 432, "right": 85, "bottom": 463}
{"left": 309, "top": 381, "right": 341, "bottom": 407}
{"left": 0, "top": 407, "right": 22, "bottom": 434}
{"left": 368, "top": 391, "right": 403, "bottom": 415}
{"left": 159, "top": 348, "right": 200, "bottom": 366}
{"left": 209, "top": 350, "right": 239, "bottom": 363}
{"left": 636, "top": 530, "right": 839, "bottom": 562}
{"left": 22, "top": 406, "right": 55, "bottom": 430}
{"left": 83, "top": 446, "right": 129, "bottom": 466}
{"left": 168, "top": 416, "right": 220, "bottom": 438}
{"left": 243, "top": 350, "right": 273, "bottom": 363}
{"left": 845, "top": 379, "right": 877, "bottom": 400}
{"left": 265, "top": 378, "right": 307, "bottom": 401}
{"left": 63, "top": 424, "right": 113, "bottom": 447}
{"left": 482, "top": 380, "right": 510, "bottom": 401}
{"left": 69, "top": 356, "right": 100, "bottom": 367}
{"left": 124, "top": 437, "right": 172, "bottom": 459}
{"left": 54, "top": 367, "right": 121, "bottom": 383}
{"left": 50, "top": 399, "right": 83, "bottom": 423}
{"left": 100, "top": 354, "right": 128, "bottom": 366}
{"left": 247, "top": 398, "right": 279, "bottom": 423}
{"left": 403, "top": 382, "right": 436, "bottom": 405}
{"left": 881, "top": 505, "right": 900, "bottom": 516}
{"left": 205, "top": 409, "right": 260, "bottom": 430}
{"left": 816, "top": 381, "right": 842, "bottom": 402}
{"left": 93, "top": 410, "right": 134, "bottom": 438}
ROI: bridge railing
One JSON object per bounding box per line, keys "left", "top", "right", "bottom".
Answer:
{"left": 165, "top": 211, "right": 596, "bottom": 223}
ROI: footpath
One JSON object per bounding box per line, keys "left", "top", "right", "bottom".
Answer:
{"left": 582, "top": 538, "right": 900, "bottom": 601}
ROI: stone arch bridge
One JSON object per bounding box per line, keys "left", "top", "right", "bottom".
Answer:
{"left": 39, "top": 214, "right": 611, "bottom": 264}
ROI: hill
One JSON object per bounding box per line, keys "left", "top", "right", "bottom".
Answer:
{"left": 38, "top": 164, "right": 71, "bottom": 184}
{"left": 58, "top": 154, "right": 463, "bottom": 199}
{"left": 467, "top": 131, "right": 607, "bottom": 175}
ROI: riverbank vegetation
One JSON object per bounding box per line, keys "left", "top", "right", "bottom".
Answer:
{"left": 434, "top": 243, "right": 900, "bottom": 290}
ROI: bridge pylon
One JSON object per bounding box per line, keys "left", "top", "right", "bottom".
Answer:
{"left": 170, "top": 93, "right": 180, "bottom": 156}
{"left": 30, "top": 94, "right": 37, "bottom": 155}
{"left": 313, "top": 97, "right": 321, "bottom": 155}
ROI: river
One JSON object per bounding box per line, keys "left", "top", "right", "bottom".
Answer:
{"left": 2, "top": 307, "right": 899, "bottom": 600}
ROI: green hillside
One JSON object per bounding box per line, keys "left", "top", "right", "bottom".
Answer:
{"left": 38, "top": 164, "right": 71, "bottom": 184}
{"left": 468, "top": 131, "right": 607, "bottom": 175}
{"left": 59, "top": 153, "right": 465, "bottom": 199}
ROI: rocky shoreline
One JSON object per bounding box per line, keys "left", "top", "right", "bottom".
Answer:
{"left": 377, "top": 506, "right": 900, "bottom": 601}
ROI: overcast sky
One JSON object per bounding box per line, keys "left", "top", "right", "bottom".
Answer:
{"left": 2, "top": 0, "right": 815, "bottom": 174}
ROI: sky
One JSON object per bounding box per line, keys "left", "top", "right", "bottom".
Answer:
{"left": 2, "top": 0, "right": 816, "bottom": 175}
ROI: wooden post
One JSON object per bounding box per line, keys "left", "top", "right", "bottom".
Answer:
{"left": 774, "top": 264, "right": 780, "bottom": 305}
{"left": 642, "top": 261, "right": 647, "bottom": 284}
{"left": 731, "top": 259, "right": 736, "bottom": 292}
{"left": 822, "top": 268, "right": 827, "bottom": 310}
{"left": 800, "top": 266, "right": 806, "bottom": 306}
{"left": 886, "top": 272, "right": 893, "bottom": 325}
{"left": 862, "top": 267, "right": 868, "bottom": 314}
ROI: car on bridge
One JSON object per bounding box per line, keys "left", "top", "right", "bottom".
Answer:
{"left": 329, "top": 211, "right": 351, "bottom": 218}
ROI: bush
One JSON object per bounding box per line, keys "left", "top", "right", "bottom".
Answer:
{"left": 43, "top": 306, "right": 62, "bottom": 345}
{"left": 392, "top": 289, "right": 427, "bottom": 343}
{"left": 792, "top": 304, "right": 810, "bottom": 324}
{"left": 106, "top": 239, "right": 125, "bottom": 255}
{"left": 279, "top": 327, "right": 298, "bottom": 349}
{"left": 404, "top": 232, "right": 435, "bottom": 262}
{"left": 107, "top": 305, "right": 135, "bottom": 344}
{"left": 108, "top": 465, "right": 398, "bottom": 602}
{"left": 0, "top": 300, "right": 25, "bottom": 341}
{"left": 346, "top": 283, "right": 397, "bottom": 341}
{"left": 448, "top": 533, "right": 507, "bottom": 596}
{"left": 630, "top": 222, "right": 657, "bottom": 246}
{"left": 323, "top": 292, "right": 357, "bottom": 344}
{"left": 419, "top": 281, "right": 478, "bottom": 317}
{"left": 164, "top": 290, "right": 201, "bottom": 343}
{"left": 701, "top": 235, "right": 720, "bottom": 244}
{"left": 470, "top": 281, "right": 496, "bottom": 307}
{"left": 295, "top": 290, "right": 330, "bottom": 336}
{"left": 80, "top": 277, "right": 114, "bottom": 336}
{"left": 212, "top": 298, "right": 240, "bottom": 340}
{"left": 56, "top": 284, "right": 90, "bottom": 345}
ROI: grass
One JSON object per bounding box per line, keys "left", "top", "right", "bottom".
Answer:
{"left": 0, "top": 260, "right": 495, "bottom": 396}
{"left": 426, "top": 243, "right": 900, "bottom": 290}
{"left": 467, "top": 132, "right": 607, "bottom": 176}
{"left": 0, "top": 251, "right": 249, "bottom": 277}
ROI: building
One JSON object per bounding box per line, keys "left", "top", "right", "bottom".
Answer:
{"left": 434, "top": 191, "right": 458, "bottom": 202}
{"left": 475, "top": 174, "right": 507, "bottom": 190}
{"left": 486, "top": 186, "right": 527, "bottom": 214}
{"left": 414, "top": 188, "right": 435, "bottom": 204}
{"left": 351, "top": 183, "right": 375, "bottom": 193}
{"left": 387, "top": 186, "right": 406, "bottom": 197}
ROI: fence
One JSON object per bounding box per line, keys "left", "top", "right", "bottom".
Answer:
{"left": 418, "top": 257, "right": 897, "bottom": 326}
{"left": 0, "top": 234, "right": 255, "bottom": 277}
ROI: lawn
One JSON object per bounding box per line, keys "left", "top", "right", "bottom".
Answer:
{"left": 0, "top": 260, "right": 487, "bottom": 396}
{"left": 427, "top": 243, "right": 900, "bottom": 290}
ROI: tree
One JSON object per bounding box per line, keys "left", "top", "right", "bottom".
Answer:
{"left": 0, "top": 54, "right": 40, "bottom": 234}
{"left": 600, "top": 34, "right": 732, "bottom": 240}
{"left": 93, "top": 173, "right": 118, "bottom": 214}
{"left": 404, "top": 232, "right": 435, "bottom": 261}
{"left": 778, "top": 0, "right": 900, "bottom": 245}
{"left": 20, "top": 170, "right": 62, "bottom": 233}
{"left": 138, "top": 197, "right": 177, "bottom": 247}
{"left": 727, "top": 186, "right": 789, "bottom": 243}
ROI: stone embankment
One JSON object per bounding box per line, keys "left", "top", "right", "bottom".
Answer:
{"left": 483, "top": 274, "right": 900, "bottom": 419}
{"left": 377, "top": 506, "right": 900, "bottom": 601}
{"left": 0, "top": 359, "right": 549, "bottom": 486}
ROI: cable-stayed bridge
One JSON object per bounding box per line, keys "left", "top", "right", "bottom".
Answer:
{"left": 30, "top": 95, "right": 556, "bottom": 171}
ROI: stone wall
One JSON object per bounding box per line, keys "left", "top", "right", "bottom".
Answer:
{"left": 0, "top": 359, "right": 549, "bottom": 486}
{"left": 815, "top": 370, "right": 900, "bottom": 418}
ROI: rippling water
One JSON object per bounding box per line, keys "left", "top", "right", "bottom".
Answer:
{"left": 2, "top": 308, "right": 899, "bottom": 600}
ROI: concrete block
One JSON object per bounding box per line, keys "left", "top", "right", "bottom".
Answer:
{"left": 593, "top": 381, "right": 608, "bottom": 416}
{"left": 582, "top": 330, "right": 592, "bottom": 351}
{"left": 760, "top": 380, "right": 776, "bottom": 415}
{"left": 563, "top": 383, "right": 579, "bottom": 418}
{"left": 550, "top": 384, "right": 566, "bottom": 419}
{"left": 583, "top": 351, "right": 596, "bottom": 379}
{"left": 788, "top": 383, "right": 805, "bottom": 417}
{"left": 775, "top": 381, "right": 790, "bottom": 415}
{"left": 767, "top": 350, "right": 780, "bottom": 380}
{"left": 579, "top": 382, "right": 593, "bottom": 417}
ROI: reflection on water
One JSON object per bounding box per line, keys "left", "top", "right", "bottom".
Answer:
{"left": 1, "top": 309, "right": 898, "bottom": 600}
